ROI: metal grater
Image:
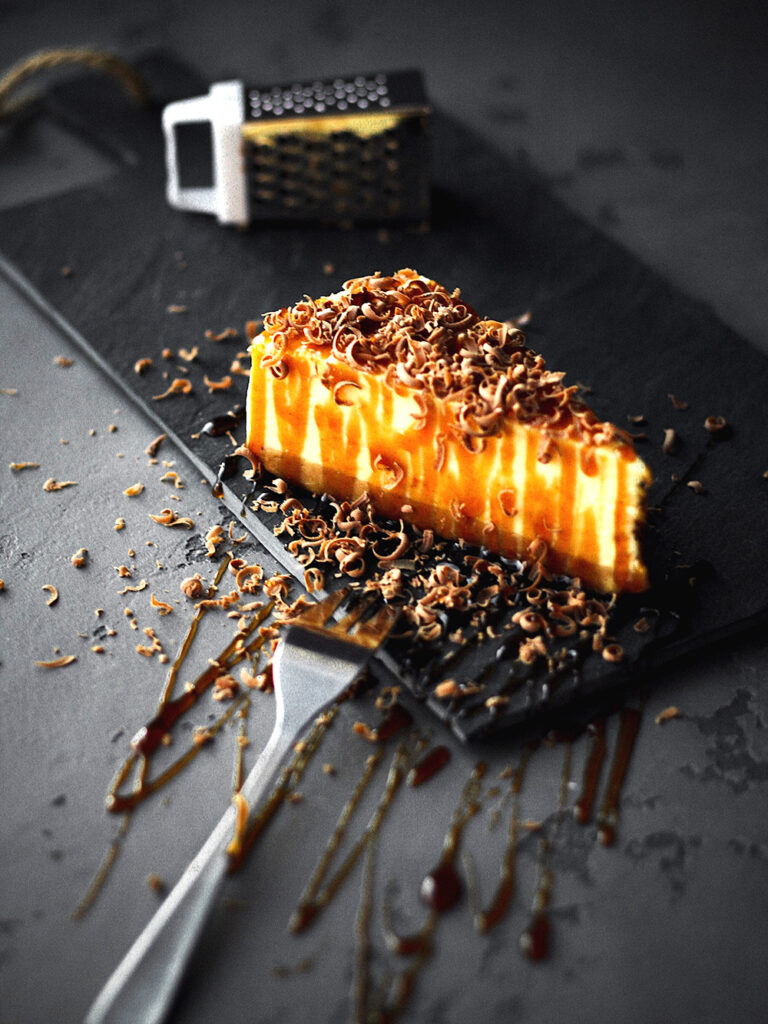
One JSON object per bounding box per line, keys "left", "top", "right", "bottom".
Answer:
{"left": 162, "top": 70, "right": 430, "bottom": 227}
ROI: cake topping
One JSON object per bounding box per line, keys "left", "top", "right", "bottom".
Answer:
{"left": 261, "top": 269, "right": 631, "bottom": 452}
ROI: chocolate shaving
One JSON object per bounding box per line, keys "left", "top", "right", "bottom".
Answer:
{"left": 149, "top": 508, "right": 194, "bottom": 529}
{"left": 43, "top": 478, "right": 77, "bottom": 491}
{"left": 258, "top": 269, "right": 633, "bottom": 455}
{"left": 662, "top": 428, "right": 677, "bottom": 455}
{"left": 152, "top": 379, "right": 192, "bottom": 400}
{"left": 35, "top": 654, "right": 76, "bottom": 668}
{"left": 204, "top": 374, "right": 233, "bottom": 392}
{"left": 145, "top": 434, "right": 167, "bottom": 457}
{"left": 150, "top": 594, "right": 174, "bottom": 616}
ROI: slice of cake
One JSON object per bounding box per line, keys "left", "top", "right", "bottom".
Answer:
{"left": 245, "top": 269, "right": 651, "bottom": 593}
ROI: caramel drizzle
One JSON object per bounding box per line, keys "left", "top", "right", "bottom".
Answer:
{"left": 232, "top": 702, "right": 250, "bottom": 794}
{"left": 290, "top": 740, "right": 413, "bottom": 933}
{"left": 72, "top": 813, "right": 131, "bottom": 920}
{"left": 227, "top": 707, "right": 338, "bottom": 872}
{"left": 353, "top": 841, "right": 377, "bottom": 1024}
{"left": 520, "top": 742, "right": 572, "bottom": 960}
{"left": 74, "top": 558, "right": 274, "bottom": 915}
{"left": 373, "top": 762, "right": 486, "bottom": 1021}
{"left": 596, "top": 705, "right": 644, "bottom": 846}
{"left": 574, "top": 717, "right": 608, "bottom": 824}
{"left": 107, "top": 602, "right": 274, "bottom": 814}
{"left": 472, "top": 746, "right": 533, "bottom": 933}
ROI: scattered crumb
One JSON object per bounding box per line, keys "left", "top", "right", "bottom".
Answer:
{"left": 118, "top": 580, "right": 148, "bottom": 594}
{"left": 205, "top": 327, "right": 239, "bottom": 342}
{"left": 147, "top": 874, "right": 166, "bottom": 894}
{"left": 145, "top": 434, "right": 167, "bottom": 457}
{"left": 178, "top": 347, "right": 198, "bottom": 362}
{"left": 180, "top": 573, "right": 205, "bottom": 599}
{"left": 35, "top": 654, "right": 77, "bottom": 668}
{"left": 9, "top": 461, "right": 39, "bottom": 471}
{"left": 152, "top": 379, "right": 192, "bottom": 400}
{"left": 136, "top": 627, "right": 163, "bottom": 657}
{"left": 166, "top": 304, "right": 187, "bottom": 314}
{"left": 212, "top": 673, "right": 239, "bottom": 701}
{"left": 203, "top": 374, "right": 233, "bottom": 392}
{"left": 227, "top": 521, "right": 246, "bottom": 543}
{"left": 148, "top": 509, "right": 194, "bottom": 529}
{"left": 322, "top": 262, "right": 335, "bottom": 275}
{"left": 662, "top": 428, "right": 676, "bottom": 455}
{"left": 322, "top": 763, "right": 336, "bottom": 776}
{"left": 134, "top": 357, "right": 152, "bottom": 374}
{"left": 204, "top": 524, "right": 225, "bottom": 556}
{"left": 687, "top": 480, "right": 707, "bottom": 495}
{"left": 150, "top": 594, "right": 174, "bottom": 616}
{"left": 71, "top": 548, "right": 88, "bottom": 568}
{"left": 485, "top": 695, "right": 510, "bottom": 710}
{"left": 601, "top": 643, "right": 624, "bottom": 662}
{"left": 123, "top": 482, "right": 144, "bottom": 497}
{"left": 53, "top": 356, "right": 73, "bottom": 367}
{"left": 668, "top": 393, "right": 689, "bottom": 410}
{"left": 704, "top": 415, "right": 727, "bottom": 434}
{"left": 115, "top": 566, "right": 132, "bottom": 578}
{"left": 43, "top": 478, "right": 77, "bottom": 491}
{"left": 655, "top": 706, "right": 682, "bottom": 725}
{"left": 114, "top": 517, "right": 126, "bottom": 531}
{"left": 633, "top": 616, "right": 651, "bottom": 633}
{"left": 91, "top": 645, "right": 105, "bottom": 654}
{"left": 1, "top": 387, "right": 19, "bottom": 396}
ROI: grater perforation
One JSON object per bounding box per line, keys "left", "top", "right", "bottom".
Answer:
{"left": 163, "top": 69, "right": 430, "bottom": 226}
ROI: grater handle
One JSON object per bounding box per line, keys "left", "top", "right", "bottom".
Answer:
{"left": 162, "top": 81, "right": 248, "bottom": 226}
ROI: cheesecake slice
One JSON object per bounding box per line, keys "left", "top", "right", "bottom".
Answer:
{"left": 245, "top": 269, "right": 651, "bottom": 593}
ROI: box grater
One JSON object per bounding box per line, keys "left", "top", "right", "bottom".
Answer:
{"left": 162, "top": 70, "right": 430, "bottom": 227}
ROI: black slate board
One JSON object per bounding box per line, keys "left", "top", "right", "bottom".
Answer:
{"left": 2, "top": 53, "right": 767, "bottom": 739}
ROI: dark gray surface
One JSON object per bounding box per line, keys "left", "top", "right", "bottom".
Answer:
{"left": 1, "top": 4, "right": 767, "bottom": 1024}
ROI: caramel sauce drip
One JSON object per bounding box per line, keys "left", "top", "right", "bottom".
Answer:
{"left": 574, "top": 717, "right": 607, "bottom": 824}
{"left": 474, "top": 748, "right": 532, "bottom": 934}
{"left": 375, "top": 704, "right": 413, "bottom": 742}
{"left": 107, "top": 562, "right": 274, "bottom": 814}
{"left": 374, "top": 761, "right": 486, "bottom": 1021}
{"left": 407, "top": 744, "right": 451, "bottom": 788}
{"left": 227, "top": 708, "right": 338, "bottom": 874}
{"left": 519, "top": 743, "right": 572, "bottom": 960}
{"left": 597, "top": 705, "right": 644, "bottom": 846}
{"left": 290, "top": 741, "right": 412, "bottom": 933}
{"left": 519, "top": 908, "right": 551, "bottom": 961}
{"left": 420, "top": 860, "right": 462, "bottom": 912}
{"left": 201, "top": 410, "right": 242, "bottom": 437}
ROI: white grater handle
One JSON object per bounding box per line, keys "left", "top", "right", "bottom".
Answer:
{"left": 162, "top": 81, "right": 248, "bottom": 226}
